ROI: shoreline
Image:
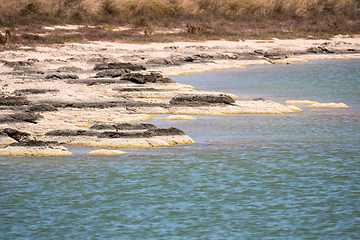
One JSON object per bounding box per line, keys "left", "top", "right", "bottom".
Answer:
{"left": 0, "top": 36, "right": 359, "bottom": 155}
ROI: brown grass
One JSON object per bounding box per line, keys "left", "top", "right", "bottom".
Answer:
{"left": 0, "top": 0, "right": 359, "bottom": 45}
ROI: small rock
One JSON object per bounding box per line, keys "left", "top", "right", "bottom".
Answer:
{"left": 169, "top": 93, "right": 235, "bottom": 106}
{"left": 93, "top": 62, "right": 146, "bottom": 71}
{"left": 45, "top": 74, "right": 79, "bottom": 80}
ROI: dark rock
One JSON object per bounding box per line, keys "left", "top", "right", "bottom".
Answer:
{"left": 184, "top": 56, "right": 202, "bottom": 63}
{"left": 0, "top": 94, "right": 30, "bottom": 106}
{"left": 91, "top": 123, "right": 157, "bottom": 131}
{"left": 45, "top": 74, "right": 79, "bottom": 80}
{"left": 93, "top": 62, "right": 146, "bottom": 71}
{"left": 2, "top": 128, "right": 36, "bottom": 142}
{"left": 99, "top": 131, "right": 152, "bottom": 138}
{"left": 98, "top": 127, "right": 185, "bottom": 138}
{"left": 7, "top": 140, "right": 61, "bottom": 147}
{"left": 94, "top": 69, "right": 127, "bottom": 78}
{"left": 149, "top": 127, "right": 186, "bottom": 136}
{"left": 121, "top": 72, "right": 170, "bottom": 84}
{"left": 10, "top": 112, "right": 43, "bottom": 123}
{"left": 45, "top": 130, "right": 98, "bottom": 137}
{"left": 146, "top": 58, "right": 181, "bottom": 66}
{"left": 13, "top": 89, "right": 59, "bottom": 95}
{"left": 308, "top": 46, "right": 335, "bottom": 54}
{"left": 3, "top": 60, "right": 34, "bottom": 68}
{"left": 114, "top": 87, "right": 159, "bottom": 92}
{"left": 121, "top": 72, "right": 156, "bottom": 84}
{"left": 169, "top": 93, "right": 235, "bottom": 106}
{"left": 26, "top": 104, "right": 58, "bottom": 112}
{"left": 252, "top": 98, "right": 266, "bottom": 101}
{"left": 0, "top": 112, "right": 43, "bottom": 124}
{"left": 68, "top": 79, "right": 119, "bottom": 85}
{"left": 11, "top": 66, "right": 44, "bottom": 75}
{"left": 56, "top": 66, "right": 84, "bottom": 73}
{"left": 157, "top": 77, "right": 176, "bottom": 83}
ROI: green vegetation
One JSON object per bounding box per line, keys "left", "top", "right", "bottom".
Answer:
{"left": 0, "top": 0, "right": 359, "bottom": 44}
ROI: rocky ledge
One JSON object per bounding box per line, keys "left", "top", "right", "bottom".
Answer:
{"left": 1, "top": 38, "right": 355, "bottom": 155}
{"left": 40, "top": 123, "right": 195, "bottom": 148}
{"left": 0, "top": 128, "right": 72, "bottom": 156}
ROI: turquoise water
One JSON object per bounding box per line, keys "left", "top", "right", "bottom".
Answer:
{"left": 1, "top": 59, "right": 359, "bottom": 239}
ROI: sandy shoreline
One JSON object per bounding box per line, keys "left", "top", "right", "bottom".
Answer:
{"left": 0, "top": 36, "right": 358, "bottom": 155}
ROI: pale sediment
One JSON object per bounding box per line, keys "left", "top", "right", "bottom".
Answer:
{"left": 307, "top": 103, "right": 349, "bottom": 108}
{"left": 163, "top": 115, "right": 196, "bottom": 120}
{"left": 88, "top": 149, "right": 126, "bottom": 155}
{"left": 0, "top": 140, "right": 72, "bottom": 157}
{"left": 134, "top": 100, "right": 295, "bottom": 115}
{"left": 285, "top": 100, "right": 319, "bottom": 105}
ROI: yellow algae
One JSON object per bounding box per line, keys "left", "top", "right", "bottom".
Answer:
{"left": 162, "top": 115, "right": 196, "bottom": 120}
{"left": 285, "top": 100, "right": 318, "bottom": 105}
{"left": 88, "top": 149, "right": 126, "bottom": 155}
{"left": 307, "top": 103, "right": 349, "bottom": 108}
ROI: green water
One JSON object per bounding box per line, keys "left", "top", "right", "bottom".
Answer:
{"left": 1, "top": 59, "right": 359, "bottom": 239}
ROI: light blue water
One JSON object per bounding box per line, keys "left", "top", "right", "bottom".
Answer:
{"left": 1, "top": 59, "right": 359, "bottom": 239}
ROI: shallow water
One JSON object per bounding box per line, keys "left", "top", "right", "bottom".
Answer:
{"left": 1, "top": 59, "right": 359, "bottom": 239}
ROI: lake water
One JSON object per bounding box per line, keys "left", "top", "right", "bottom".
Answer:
{"left": 1, "top": 59, "right": 359, "bottom": 239}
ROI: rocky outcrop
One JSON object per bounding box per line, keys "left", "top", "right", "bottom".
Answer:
{"left": 2, "top": 128, "right": 37, "bottom": 142}
{"left": 0, "top": 140, "right": 72, "bottom": 156}
{"left": 90, "top": 123, "right": 157, "bottom": 131}
{"left": 0, "top": 112, "right": 43, "bottom": 124}
{"left": 169, "top": 93, "right": 235, "bottom": 106}
{"left": 0, "top": 93, "right": 30, "bottom": 106}
{"left": 93, "top": 62, "right": 146, "bottom": 71}
{"left": 45, "top": 74, "right": 79, "bottom": 80}
{"left": 0, "top": 128, "right": 72, "bottom": 156}
{"left": 41, "top": 124, "right": 194, "bottom": 147}
{"left": 94, "top": 69, "right": 127, "bottom": 78}
{"left": 120, "top": 72, "right": 175, "bottom": 84}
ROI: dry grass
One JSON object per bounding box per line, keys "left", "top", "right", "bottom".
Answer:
{"left": 0, "top": 0, "right": 359, "bottom": 44}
